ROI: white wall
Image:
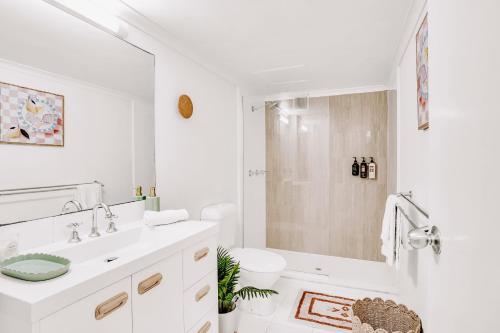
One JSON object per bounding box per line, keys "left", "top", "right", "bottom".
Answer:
{"left": 241, "top": 96, "right": 267, "bottom": 249}
{"left": 123, "top": 22, "right": 238, "bottom": 221}
{"left": 394, "top": 0, "right": 431, "bottom": 326}
{"left": 0, "top": 60, "right": 152, "bottom": 205}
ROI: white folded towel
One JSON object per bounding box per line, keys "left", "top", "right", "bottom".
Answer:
{"left": 394, "top": 208, "right": 402, "bottom": 270}
{"left": 380, "top": 194, "right": 398, "bottom": 266}
{"left": 143, "top": 209, "right": 189, "bottom": 226}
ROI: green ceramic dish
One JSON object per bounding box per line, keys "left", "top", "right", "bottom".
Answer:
{"left": 0, "top": 253, "right": 70, "bottom": 282}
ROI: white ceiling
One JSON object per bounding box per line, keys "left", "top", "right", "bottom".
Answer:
{"left": 120, "top": 0, "right": 413, "bottom": 95}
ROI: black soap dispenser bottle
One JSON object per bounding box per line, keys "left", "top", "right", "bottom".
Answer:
{"left": 352, "top": 157, "right": 360, "bottom": 176}
{"left": 360, "top": 157, "right": 368, "bottom": 178}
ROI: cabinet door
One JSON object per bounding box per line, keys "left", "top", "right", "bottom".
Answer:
{"left": 40, "top": 277, "right": 132, "bottom": 333}
{"left": 132, "top": 253, "right": 183, "bottom": 333}
{"left": 183, "top": 237, "right": 216, "bottom": 289}
{"left": 183, "top": 270, "right": 217, "bottom": 331}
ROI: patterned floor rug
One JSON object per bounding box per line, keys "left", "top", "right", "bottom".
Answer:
{"left": 291, "top": 290, "right": 356, "bottom": 331}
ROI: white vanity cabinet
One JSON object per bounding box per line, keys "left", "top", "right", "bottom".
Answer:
{"left": 38, "top": 250, "right": 206, "bottom": 333}
{"left": 132, "top": 253, "right": 183, "bottom": 333}
{"left": 39, "top": 277, "right": 132, "bottom": 333}
{"left": 0, "top": 222, "right": 218, "bottom": 333}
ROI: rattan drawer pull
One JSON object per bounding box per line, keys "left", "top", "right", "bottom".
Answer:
{"left": 195, "top": 285, "right": 210, "bottom": 302}
{"left": 138, "top": 273, "right": 163, "bottom": 295}
{"left": 194, "top": 247, "right": 210, "bottom": 262}
{"left": 197, "top": 321, "right": 211, "bottom": 333}
{"left": 95, "top": 292, "right": 128, "bottom": 320}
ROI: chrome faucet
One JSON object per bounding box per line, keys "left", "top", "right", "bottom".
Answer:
{"left": 61, "top": 200, "right": 83, "bottom": 214}
{"left": 89, "top": 203, "right": 114, "bottom": 237}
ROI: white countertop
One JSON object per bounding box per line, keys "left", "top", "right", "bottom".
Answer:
{"left": 0, "top": 220, "right": 218, "bottom": 323}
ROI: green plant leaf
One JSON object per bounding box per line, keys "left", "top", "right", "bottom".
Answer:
{"left": 218, "top": 246, "right": 240, "bottom": 313}
{"left": 235, "top": 286, "right": 278, "bottom": 300}
{"left": 217, "top": 246, "right": 279, "bottom": 313}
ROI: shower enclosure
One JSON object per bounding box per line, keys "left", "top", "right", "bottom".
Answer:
{"left": 243, "top": 91, "right": 396, "bottom": 274}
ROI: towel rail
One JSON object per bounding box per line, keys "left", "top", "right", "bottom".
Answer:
{"left": 395, "top": 203, "right": 418, "bottom": 229}
{"left": 395, "top": 191, "right": 441, "bottom": 255}
{"left": 0, "top": 180, "right": 104, "bottom": 197}
{"left": 397, "top": 191, "right": 429, "bottom": 219}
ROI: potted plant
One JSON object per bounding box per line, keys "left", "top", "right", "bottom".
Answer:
{"left": 218, "top": 247, "right": 277, "bottom": 333}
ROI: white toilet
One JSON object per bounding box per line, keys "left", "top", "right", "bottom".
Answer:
{"left": 201, "top": 203, "right": 287, "bottom": 316}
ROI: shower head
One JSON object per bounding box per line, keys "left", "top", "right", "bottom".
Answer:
{"left": 251, "top": 101, "right": 281, "bottom": 112}
{"left": 268, "top": 102, "right": 280, "bottom": 109}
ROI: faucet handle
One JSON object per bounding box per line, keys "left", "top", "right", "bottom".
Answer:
{"left": 66, "top": 222, "right": 82, "bottom": 229}
{"left": 66, "top": 222, "right": 82, "bottom": 243}
{"left": 106, "top": 214, "right": 119, "bottom": 233}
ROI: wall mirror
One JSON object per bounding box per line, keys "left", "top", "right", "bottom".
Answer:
{"left": 0, "top": 1, "right": 155, "bottom": 225}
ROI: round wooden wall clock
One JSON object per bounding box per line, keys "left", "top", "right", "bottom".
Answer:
{"left": 178, "top": 94, "right": 193, "bottom": 119}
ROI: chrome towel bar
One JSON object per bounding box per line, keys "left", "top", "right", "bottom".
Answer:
{"left": 396, "top": 191, "right": 441, "bottom": 255}
{"left": 0, "top": 180, "right": 104, "bottom": 196}
{"left": 398, "top": 191, "right": 429, "bottom": 219}
{"left": 395, "top": 203, "right": 418, "bottom": 229}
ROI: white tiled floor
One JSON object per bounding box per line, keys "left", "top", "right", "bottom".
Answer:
{"left": 238, "top": 276, "right": 397, "bottom": 333}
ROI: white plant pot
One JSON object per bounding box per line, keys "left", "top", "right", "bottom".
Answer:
{"left": 219, "top": 307, "right": 240, "bottom": 333}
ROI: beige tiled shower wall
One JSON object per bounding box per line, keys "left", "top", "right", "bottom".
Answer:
{"left": 266, "top": 91, "right": 390, "bottom": 262}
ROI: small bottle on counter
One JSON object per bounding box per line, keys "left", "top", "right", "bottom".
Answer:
{"left": 134, "top": 186, "right": 146, "bottom": 201}
{"left": 352, "top": 157, "right": 360, "bottom": 176}
{"left": 368, "top": 157, "right": 377, "bottom": 179}
{"left": 360, "top": 157, "right": 368, "bottom": 178}
{"left": 145, "top": 186, "right": 160, "bottom": 211}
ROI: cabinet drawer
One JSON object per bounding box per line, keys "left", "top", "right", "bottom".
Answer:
{"left": 132, "top": 253, "right": 183, "bottom": 333}
{"left": 187, "top": 306, "right": 218, "bottom": 333}
{"left": 183, "top": 270, "right": 217, "bottom": 331}
{"left": 183, "top": 237, "right": 216, "bottom": 289}
{"left": 40, "top": 277, "right": 132, "bottom": 333}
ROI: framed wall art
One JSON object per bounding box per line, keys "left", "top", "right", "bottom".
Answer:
{"left": 416, "top": 14, "right": 429, "bottom": 130}
{"left": 0, "top": 82, "right": 64, "bottom": 146}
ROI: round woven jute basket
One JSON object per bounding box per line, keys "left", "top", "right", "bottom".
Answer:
{"left": 350, "top": 298, "right": 422, "bottom": 333}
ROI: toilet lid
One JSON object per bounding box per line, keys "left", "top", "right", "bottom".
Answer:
{"left": 230, "top": 248, "right": 286, "bottom": 273}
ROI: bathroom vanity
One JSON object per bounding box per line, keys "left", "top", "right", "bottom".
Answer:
{"left": 0, "top": 219, "right": 218, "bottom": 333}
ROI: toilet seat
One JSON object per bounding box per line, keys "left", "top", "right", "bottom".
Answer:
{"left": 230, "top": 248, "right": 286, "bottom": 273}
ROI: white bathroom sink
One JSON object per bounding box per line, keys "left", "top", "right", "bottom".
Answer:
{"left": 23, "top": 221, "right": 186, "bottom": 265}
{"left": 49, "top": 225, "right": 147, "bottom": 264}
{"left": 28, "top": 221, "right": 214, "bottom": 266}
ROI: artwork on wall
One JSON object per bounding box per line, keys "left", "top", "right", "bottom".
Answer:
{"left": 416, "top": 14, "right": 429, "bottom": 130}
{"left": 0, "top": 82, "right": 64, "bottom": 146}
